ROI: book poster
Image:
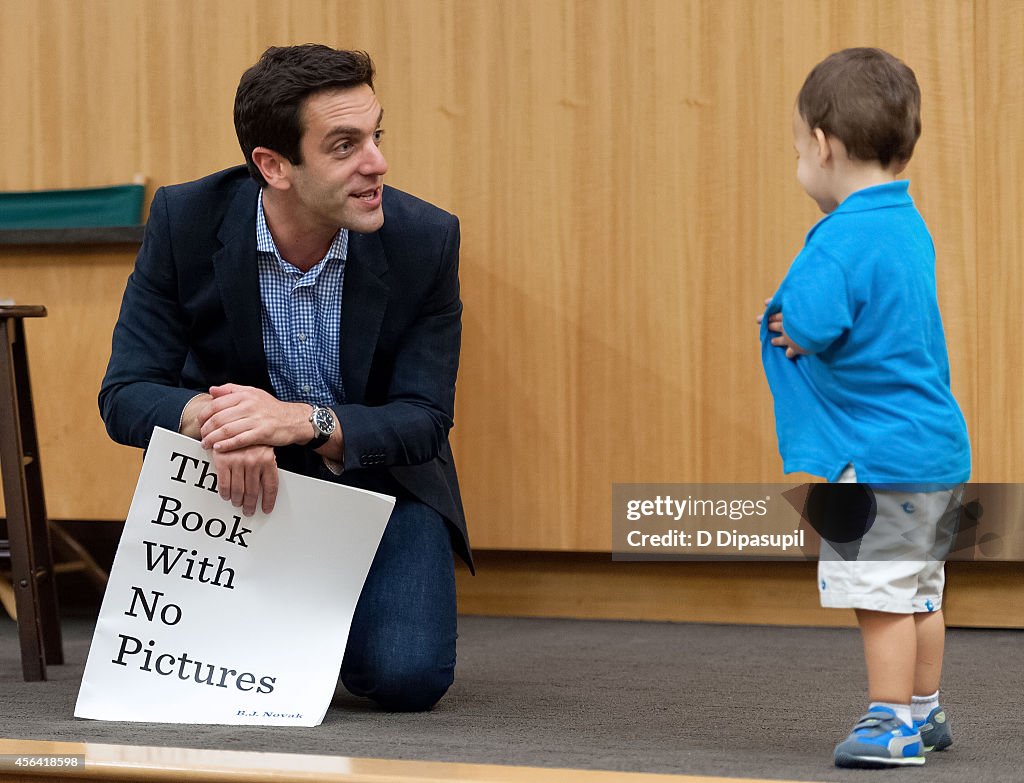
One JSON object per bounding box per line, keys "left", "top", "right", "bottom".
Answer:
{"left": 75, "top": 427, "right": 393, "bottom": 726}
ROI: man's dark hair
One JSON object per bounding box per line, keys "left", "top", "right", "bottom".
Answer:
{"left": 798, "top": 47, "right": 921, "bottom": 168}
{"left": 234, "top": 45, "right": 375, "bottom": 186}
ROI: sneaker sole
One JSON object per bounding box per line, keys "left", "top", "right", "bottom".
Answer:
{"left": 835, "top": 750, "right": 926, "bottom": 768}
{"left": 923, "top": 740, "right": 952, "bottom": 752}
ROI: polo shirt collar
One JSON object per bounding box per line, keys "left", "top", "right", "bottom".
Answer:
{"left": 833, "top": 179, "right": 912, "bottom": 214}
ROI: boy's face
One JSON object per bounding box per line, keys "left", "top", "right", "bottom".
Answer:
{"left": 792, "top": 107, "right": 838, "bottom": 213}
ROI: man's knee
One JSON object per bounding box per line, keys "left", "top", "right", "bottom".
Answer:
{"left": 343, "top": 656, "right": 454, "bottom": 712}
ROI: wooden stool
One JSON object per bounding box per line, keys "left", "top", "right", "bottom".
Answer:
{"left": 0, "top": 305, "right": 63, "bottom": 680}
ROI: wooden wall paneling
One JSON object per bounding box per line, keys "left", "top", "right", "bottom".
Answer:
{"left": 0, "top": 2, "right": 143, "bottom": 190}
{"left": 887, "top": 1, "right": 979, "bottom": 477}
{"left": 976, "top": 0, "right": 1024, "bottom": 481}
{"left": 0, "top": 250, "right": 141, "bottom": 520}
{"left": 449, "top": 1, "right": 798, "bottom": 551}
{"left": 0, "top": 1, "right": 1016, "bottom": 567}
{"left": 455, "top": 552, "right": 1024, "bottom": 629}
{"left": 454, "top": 0, "right": 981, "bottom": 550}
{"left": 0, "top": 0, "right": 37, "bottom": 189}
{"left": 136, "top": 1, "right": 261, "bottom": 188}
{"left": 444, "top": 1, "right": 590, "bottom": 549}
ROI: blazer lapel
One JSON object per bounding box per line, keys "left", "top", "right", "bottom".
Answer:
{"left": 341, "top": 229, "right": 390, "bottom": 403}
{"left": 212, "top": 180, "right": 271, "bottom": 389}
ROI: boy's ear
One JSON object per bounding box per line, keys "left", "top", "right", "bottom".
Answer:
{"left": 252, "top": 147, "right": 293, "bottom": 191}
{"left": 812, "top": 128, "right": 833, "bottom": 166}
{"left": 890, "top": 159, "right": 909, "bottom": 176}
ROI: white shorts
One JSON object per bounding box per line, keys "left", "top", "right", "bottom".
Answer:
{"left": 817, "top": 465, "right": 963, "bottom": 614}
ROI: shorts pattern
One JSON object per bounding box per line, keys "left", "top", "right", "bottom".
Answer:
{"left": 818, "top": 465, "right": 963, "bottom": 613}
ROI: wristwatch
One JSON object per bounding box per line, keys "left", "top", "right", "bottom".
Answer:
{"left": 306, "top": 405, "right": 336, "bottom": 449}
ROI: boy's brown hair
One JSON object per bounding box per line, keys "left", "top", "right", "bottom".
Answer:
{"left": 798, "top": 47, "right": 921, "bottom": 168}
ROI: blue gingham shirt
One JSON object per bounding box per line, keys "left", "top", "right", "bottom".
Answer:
{"left": 256, "top": 192, "right": 347, "bottom": 406}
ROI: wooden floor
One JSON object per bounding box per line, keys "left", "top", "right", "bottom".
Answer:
{"left": 0, "top": 739, "right": 823, "bottom": 783}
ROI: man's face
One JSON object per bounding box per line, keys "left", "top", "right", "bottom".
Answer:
{"left": 792, "top": 106, "right": 837, "bottom": 214}
{"left": 289, "top": 84, "right": 389, "bottom": 233}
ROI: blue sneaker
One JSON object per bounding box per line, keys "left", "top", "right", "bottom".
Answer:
{"left": 914, "top": 706, "right": 952, "bottom": 752}
{"left": 834, "top": 707, "right": 925, "bottom": 768}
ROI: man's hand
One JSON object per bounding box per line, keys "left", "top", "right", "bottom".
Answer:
{"left": 189, "top": 384, "right": 344, "bottom": 513}
{"left": 757, "top": 297, "right": 809, "bottom": 360}
{"left": 212, "top": 444, "right": 279, "bottom": 516}
{"left": 198, "top": 384, "right": 310, "bottom": 452}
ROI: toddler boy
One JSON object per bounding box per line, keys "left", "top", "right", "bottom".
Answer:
{"left": 759, "top": 47, "right": 970, "bottom": 768}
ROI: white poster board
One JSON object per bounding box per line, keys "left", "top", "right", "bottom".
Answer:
{"left": 75, "top": 427, "right": 393, "bottom": 726}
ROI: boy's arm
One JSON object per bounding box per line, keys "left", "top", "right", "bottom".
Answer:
{"left": 771, "top": 251, "right": 853, "bottom": 357}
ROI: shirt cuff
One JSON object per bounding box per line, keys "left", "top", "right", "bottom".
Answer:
{"left": 321, "top": 455, "right": 344, "bottom": 476}
{"left": 178, "top": 392, "right": 209, "bottom": 435}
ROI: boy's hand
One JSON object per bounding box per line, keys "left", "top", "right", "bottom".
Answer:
{"left": 755, "top": 297, "right": 779, "bottom": 327}
{"left": 756, "top": 297, "right": 809, "bottom": 360}
{"left": 774, "top": 328, "right": 809, "bottom": 360}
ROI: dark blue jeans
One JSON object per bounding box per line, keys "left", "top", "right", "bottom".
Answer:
{"left": 339, "top": 498, "right": 457, "bottom": 711}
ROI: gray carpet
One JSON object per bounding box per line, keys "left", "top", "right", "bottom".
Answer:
{"left": 0, "top": 611, "right": 1018, "bottom": 782}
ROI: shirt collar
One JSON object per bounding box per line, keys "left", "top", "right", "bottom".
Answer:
{"left": 804, "top": 180, "right": 914, "bottom": 244}
{"left": 832, "top": 179, "right": 912, "bottom": 214}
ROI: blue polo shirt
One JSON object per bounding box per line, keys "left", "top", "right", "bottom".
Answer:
{"left": 760, "top": 181, "right": 970, "bottom": 484}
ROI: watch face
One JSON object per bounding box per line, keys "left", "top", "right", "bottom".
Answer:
{"left": 312, "top": 407, "right": 335, "bottom": 435}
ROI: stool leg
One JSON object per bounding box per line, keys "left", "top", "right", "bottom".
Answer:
{"left": 11, "top": 319, "right": 63, "bottom": 666}
{"left": 0, "top": 317, "right": 63, "bottom": 680}
{"left": 0, "top": 319, "right": 45, "bottom": 680}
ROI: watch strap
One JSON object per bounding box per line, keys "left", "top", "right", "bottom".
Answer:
{"left": 306, "top": 405, "right": 334, "bottom": 449}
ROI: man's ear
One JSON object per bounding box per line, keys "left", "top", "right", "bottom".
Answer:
{"left": 812, "top": 128, "right": 833, "bottom": 167}
{"left": 251, "top": 147, "right": 292, "bottom": 190}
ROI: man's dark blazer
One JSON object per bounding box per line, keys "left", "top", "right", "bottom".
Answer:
{"left": 100, "top": 166, "right": 471, "bottom": 569}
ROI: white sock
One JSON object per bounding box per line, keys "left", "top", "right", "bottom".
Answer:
{"left": 912, "top": 690, "right": 940, "bottom": 722}
{"left": 870, "top": 701, "right": 913, "bottom": 727}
